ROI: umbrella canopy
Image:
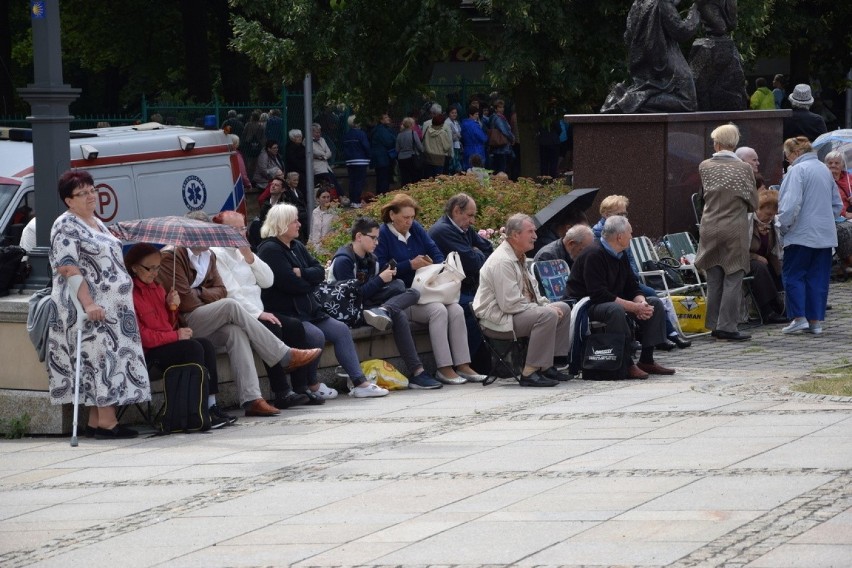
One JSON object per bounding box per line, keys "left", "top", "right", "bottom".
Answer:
{"left": 109, "top": 216, "right": 249, "bottom": 248}
{"left": 813, "top": 129, "right": 852, "bottom": 172}
{"left": 533, "top": 187, "right": 599, "bottom": 229}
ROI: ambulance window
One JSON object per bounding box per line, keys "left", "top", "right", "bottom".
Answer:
{"left": 2, "top": 186, "right": 33, "bottom": 246}
{"left": 0, "top": 184, "right": 17, "bottom": 216}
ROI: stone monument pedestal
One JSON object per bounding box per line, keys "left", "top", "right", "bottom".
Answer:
{"left": 566, "top": 110, "right": 791, "bottom": 238}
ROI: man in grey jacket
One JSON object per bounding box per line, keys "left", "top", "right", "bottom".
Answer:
{"left": 473, "top": 214, "right": 572, "bottom": 387}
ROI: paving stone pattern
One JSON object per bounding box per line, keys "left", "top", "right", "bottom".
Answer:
{"left": 1, "top": 283, "right": 851, "bottom": 567}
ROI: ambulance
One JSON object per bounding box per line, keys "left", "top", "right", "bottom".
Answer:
{"left": 0, "top": 123, "right": 247, "bottom": 246}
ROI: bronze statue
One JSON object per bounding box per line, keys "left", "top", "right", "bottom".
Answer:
{"left": 695, "top": 0, "right": 737, "bottom": 36}
{"left": 690, "top": 0, "right": 748, "bottom": 110}
{"left": 602, "top": 0, "right": 701, "bottom": 114}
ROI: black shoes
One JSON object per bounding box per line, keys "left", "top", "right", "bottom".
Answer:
{"left": 657, "top": 335, "right": 692, "bottom": 350}
{"left": 94, "top": 424, "right": 139, "bottom": 439}
{"left": 713, "top": 330, "right": 751, "bottom": 341}
{"left": 542, "top": 366, "right": 575, "bottom": 381}
{"left": 763, "top": 312, "right": 788, "bottom": 324}
{"left": 519, "top": 371, "right": 559, "bottom": 387}
{"left": 209, "top": 404, "right": 238, "bottom": 428}
{"left": 272, "top": 391, "right": 310, "bottom": 409}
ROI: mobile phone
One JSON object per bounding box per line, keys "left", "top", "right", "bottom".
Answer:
{"left": 388, "top": 259, "right": 397, "bottom": 270}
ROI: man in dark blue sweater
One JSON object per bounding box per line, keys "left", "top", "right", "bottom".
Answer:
{"left": 566, "top": 216, "right": 674, "bottom": 379}
{"left": 429, "top": 193, "right": 494, "bottom": 356}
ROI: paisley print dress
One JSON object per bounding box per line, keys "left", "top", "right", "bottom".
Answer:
{"left": 48, "top": 212, "right": 150, "bottom": 406}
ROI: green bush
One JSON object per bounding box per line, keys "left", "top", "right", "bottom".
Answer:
{"left": 311, "top": 175, "right": 572, "bottom": 263}
{"left": 0, "top": 412, "right": 31, "bottom": 439}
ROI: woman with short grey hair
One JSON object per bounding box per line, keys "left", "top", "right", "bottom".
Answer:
{"left": 257, "top": 204, "right": 389, "bottom": 398}
{"left": 694, "top": 123, "right": 758, "bottom": 341}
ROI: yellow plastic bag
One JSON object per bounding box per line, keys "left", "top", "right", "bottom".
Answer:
{"left": 360, "top": 359, "right": 409, "bottom": 390}
{"left": 671, "top": 295, "right": 709, "bottom": 333}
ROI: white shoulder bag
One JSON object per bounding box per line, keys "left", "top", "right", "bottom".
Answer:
{"left": 411, "top": 251, "right": 466, "bottom": 305}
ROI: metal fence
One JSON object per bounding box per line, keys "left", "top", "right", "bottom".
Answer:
{"left": 0, "top": 82, "right": 491, "bottom": 166}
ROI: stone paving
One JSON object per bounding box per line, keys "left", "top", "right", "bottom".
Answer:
{"left": 1, "top": 282, "right": 851, "bottom": 568}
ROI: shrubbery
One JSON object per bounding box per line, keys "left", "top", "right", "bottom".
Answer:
{"left": 311, "top": 175, "right": 572, "bottom": 263}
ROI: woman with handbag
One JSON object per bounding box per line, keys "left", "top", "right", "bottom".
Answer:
{"left": 331, "top": 217, "right": 440, "bottom": 388}
{"left": 257, "top": 204, "right": 388, "bottom": 398}
{"left": 375, "top": 194, "right": 487, "bottom": 386}
{"left": 396, "top": 117, "right": 424, "bottom": 187}
{"left": 488, "top": 100, "right": 514, "bottom": 175}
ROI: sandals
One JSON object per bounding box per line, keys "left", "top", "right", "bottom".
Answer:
{"left": 302, "top": 390, "right": 326, "bottom": 405}
{"left": 314, "top": 383, "right": 339, "bottom": 400}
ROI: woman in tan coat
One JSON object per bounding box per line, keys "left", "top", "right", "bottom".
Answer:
{"left": 694, "top": 124, "right": 758, "bottom": 341}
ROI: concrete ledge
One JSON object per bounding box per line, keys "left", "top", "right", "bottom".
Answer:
{"left": 0, "top": 293, "right": 433, "bottom": 434}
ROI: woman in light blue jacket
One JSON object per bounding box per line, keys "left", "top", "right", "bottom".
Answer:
{"left": 777, "top": 136, "right": 842, "bottom": 335}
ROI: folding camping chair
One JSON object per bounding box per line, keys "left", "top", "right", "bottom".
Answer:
{"left": 691, "top": 192, "right": 703, "bottom": 229}
{"left": 529, "top": 259, "right": 571, "bottom": 302}
{"left": 663, "top": 232, "right": 762, "bottom": 326}
{"left": 630, "top": 236, "right": 707, "bottom": 337}
{"left": 662, "top": 232, "right": 706, "bottom": 291}
{"left": 478, "top": 321, "right": 529, "bottom": 386}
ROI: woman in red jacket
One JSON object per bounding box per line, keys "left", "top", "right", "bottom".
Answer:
{"left": 125, "top": 243, "right": 237, "bottom": 429}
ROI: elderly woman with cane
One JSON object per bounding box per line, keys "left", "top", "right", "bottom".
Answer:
{"left": 49, "top": 170, "right": 150, "bottom": 439}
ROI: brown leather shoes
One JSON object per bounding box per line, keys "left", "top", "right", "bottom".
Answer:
{"left": 283, "top": 348, "right": 322, "bottom": 372}
{"left": 637, "top": 362, "right": 676, "bottom": 375}
{"left": 627, "top": 364, "right": 650, "bottom": 380}
{"left": 244, "top": 398, "right": 281, "bottom": 417}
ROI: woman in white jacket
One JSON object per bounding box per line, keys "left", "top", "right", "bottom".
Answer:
{"left": 308, "top": 186, "right": 338, "bottom": 253}
{"left": 211, "top": 211, "right": 335, "bottom": 406}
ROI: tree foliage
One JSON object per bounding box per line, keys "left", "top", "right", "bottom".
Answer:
{"left": 2, "top": 0, "right": 850, "bottom": 123}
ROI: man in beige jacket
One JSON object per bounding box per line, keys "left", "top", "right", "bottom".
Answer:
{"left": 473, "top": 213, "right": 572, "bottom": 387}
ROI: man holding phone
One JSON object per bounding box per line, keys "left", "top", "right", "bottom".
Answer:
{"left": 331, "top": 217, "right": 442, "bottom": 388}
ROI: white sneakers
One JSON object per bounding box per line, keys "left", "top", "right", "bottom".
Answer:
{"left": 782, "top": 319, "right": 809, "bottom": 334}
{"left": 349, "top": 382, "right": 389, "bottom": 398}
{"left": 783, "top": 319, "right": 824, "bottom": 335}
{"left": 363, "top": 308, "right": 393, "bottom": 331}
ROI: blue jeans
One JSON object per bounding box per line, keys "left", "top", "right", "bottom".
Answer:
{"left": 782, "top": 245, "right": 832, "bottom": 321}
{"left": 303, "top": 318, "right": 367, "bottom": 385}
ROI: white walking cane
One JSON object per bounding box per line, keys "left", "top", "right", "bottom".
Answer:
{"left": 67, "top": 275, "right": 87, "bottom": 447}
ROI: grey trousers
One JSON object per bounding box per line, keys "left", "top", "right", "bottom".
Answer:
{"left": 512, "top": 301, "right": 572, "bottom": 370}
{"left": 184, "top": 298, "right": 290, "bottom": 405}
{"left": 704, "top": 266, "right": 744, "bottom": 333}
{"left": 588, "top": 295, "right": 667, "bottom": 349}
{"left": 408, "top": 302, "right": 470, "bottom": 368}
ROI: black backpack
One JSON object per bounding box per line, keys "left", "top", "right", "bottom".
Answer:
{"left": 0, "top": 246, "right": 28, "bottom": 297}
{"left": 155, "top": 363, "right": 211, "bottom": 434}
{"left": 581, "top": 332, "right": 630, "bottom": 380}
